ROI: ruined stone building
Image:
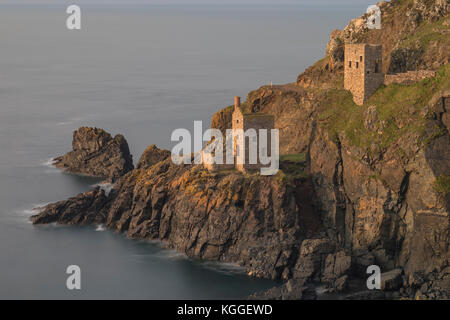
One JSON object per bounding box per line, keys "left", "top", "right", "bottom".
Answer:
{"left": 203, "top": 96, "right": 275, "bottom": 173}
{"left": 344, "top": 43, "right": 384, "bottom": 105}
{"left": 232, "top": 96, "right": 274, "bottom": 173}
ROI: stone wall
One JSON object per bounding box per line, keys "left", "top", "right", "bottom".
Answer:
{"left": 384, "top": 70, "right": 436, "bottom": 86}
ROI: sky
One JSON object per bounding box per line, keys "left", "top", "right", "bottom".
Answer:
{"left": 0, "top": 0, "right": 382, "bottom": 6}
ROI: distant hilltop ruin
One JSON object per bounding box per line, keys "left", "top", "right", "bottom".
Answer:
{"left": 344, "top": 43, "right": 438, "bottom": 105}
{"left": 344, "top": 43, "right": 384, "bottom": 106}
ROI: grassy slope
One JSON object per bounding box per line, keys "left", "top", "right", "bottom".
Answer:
{"left": 319, "top": 63, "right": 449, "bottom": 153}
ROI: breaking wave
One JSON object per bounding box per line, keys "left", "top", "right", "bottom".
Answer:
{"left": 95, "top": 224, "right": 106, "bottom": 232}
{"left": 200, "top": 261, "right": 246, "bottom": 275}
{"left": 91, "top": 182, "right": 114, "bottom": 196}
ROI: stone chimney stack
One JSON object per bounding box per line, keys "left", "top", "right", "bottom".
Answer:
{"left": 234, "top": 96, "right": 241, "bottom": 111}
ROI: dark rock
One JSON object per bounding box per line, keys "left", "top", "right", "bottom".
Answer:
{"left": 292, "top": 239, "right": 351, "bottom": 286}
{"left": 354, "top": 252, "right": 376, "bottom": 276}
{"left": 53, "top": 127, "right": 133, "bottom": 181}
{"left": 343, "top": 290, "right": 386, "bottom": 300}
{"left": 410, "top": 269, "right": 450, "bottom": 299}
{"left": 34, "top": 158, "right": 324, "bottom": 281}
{"left": 248, "top": 285, "right": 287, "bottom": 300}
{"left": 380, "top": 269, "right": 403, "bottom": 291}
{"left": 326, "top": 30, "right": 344, "bottom": 70}
{"left": 408, "top": 271, "right": 425, "bottom": 288}
{"left": 334, "top": 275, "right": 349, "bottom": 292}
{"left": 292, "top": 238, "right": 336, "bottom": 281}
{"left": 248, "top": 278, "right": 315, "bottom": 300}
{"left": 31, "top": 187, "right": 107, "bottom": 225}
{"left": 322, "top": 250, "right": 352, "bottom": 282}
{"left": 136, "top": 144, "right": 171, "bottom": 169}
{"left": 388, "top": 47, "right": 424, "bottom": 74}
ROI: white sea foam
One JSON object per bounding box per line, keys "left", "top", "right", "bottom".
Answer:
{"left": 41, "top": 158, "right": 56, "bottom": 167}
{"left": 13, "top": 203, "right": 50, "bottom": 224}
{"left": 40, "top": 158, "right": 62, "bottom": 174}
{"left": 95, "top": 224, "right": 106, "bottom": 232}
{"left": 57, "top": 121, "right": 72, "bottom": 126}
{"left": 315, "top": 286, "right": 329, "bottom": 295}
{"left": 19, "top": 203, "right": 49, "bottom": 215}
{"left": 201, "top": 261, "right": 246, "bottom": 275}
{"left": 154, "top": 249, "right": 188, "bottom": 261}
{"left": 56, "top": 116, "right": 84, "bottom": 126}
{"left": 92, "top": 182, "right": 114, "bottom": 196}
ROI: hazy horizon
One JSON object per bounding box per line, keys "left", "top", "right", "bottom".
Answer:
{"left": 1, "top": 0, "right": 384, "bottom": 5}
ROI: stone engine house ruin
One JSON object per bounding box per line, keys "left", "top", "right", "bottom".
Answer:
{"left": 344, "top": 43, "right": 384, "bottom": 105}
{"left": 203, "top": 96, "right": 275, "bottom": 173}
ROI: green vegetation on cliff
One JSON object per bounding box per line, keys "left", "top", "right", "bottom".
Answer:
{"left": 398, "top": 14, "right": 450, "bottom": 50}
{"left": 319, "top": 63, "right": 449, "bottom": 152}
{"left": 434, "top": 174, "right": 450, "bottom": 195}
{"left": 278, "top": 153, "right": 307, "bottom": 183}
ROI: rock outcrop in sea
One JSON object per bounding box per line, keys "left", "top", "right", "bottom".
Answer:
{"left": 53, "top": 127, "right": 134, "bottom": 181}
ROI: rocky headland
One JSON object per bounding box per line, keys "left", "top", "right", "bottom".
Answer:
{"left": 33, "top": 0, "right": 449, "bottom": 300}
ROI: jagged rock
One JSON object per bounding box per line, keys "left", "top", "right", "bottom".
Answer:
{"left": 31, "top": 187, "right": 107, "bottom": 225}
{"left": 408, "top": 271, "right": 426, "bottom": 288}
{"left": 136, "top": 144, "right": 171, "bottom": 169}
{"left": 248, "top": 285, "right": 288, "bottom": 300}
{"left": 300, "top": 238, "right": 336, "bottom": 256}
{"left": 353, "top": 251, "right": 376, "bottom": 276}
{"left": 380, "top": 269, "right": 403, "bottom": 291}
{"left": 409, "top": 268, "right": 450, "bottom": 299}
{"left": 34, "top": 157, "right": 323, "bottom": 281}
{"left": 324, "top": 0, "right": 448, "bottom": 74}
{"left": 343, "top": 290, "right": 386, "bottom": 300}
{"left": 53, "top": 127, "right": 133, "bottom": 181}
{"left": 334, "top": 275, "right": 349, "bottom": 292}
{"left": 292, "top": 238, "right": 336, "bottom": 280}
{"left": 291, "top": 239, "right": 351, "bottom": 287}
{"left": 211, "top": 106, "right": 234, "bottom": 137}
{"left": 388, "top": 46, "right": 424, "bottom": 74}
{"left": 322, "top": 250, "right": 352, "bottom": 282}
{"left": 326, "top": 30, "right": 344, "bottom": 70}
{"left": 248, "top": 279, "right": 317, "bottom": 300}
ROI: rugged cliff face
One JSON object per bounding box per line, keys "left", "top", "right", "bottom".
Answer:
{"left": 324, "top": 0, "right": 449, "bottom": 74}
{"left": 32, "top": 0, "right": 449, "bottom": 299}
{"left": 34, "top": 152, "right": 325, "bottom": 282}
{"left": 209, "top": 0, "right": 450, "bottom": 298}
{"left": 53, "top": 127, "right": 134, "bottom": 181}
